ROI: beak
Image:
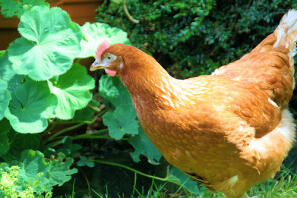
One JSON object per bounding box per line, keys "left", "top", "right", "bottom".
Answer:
{"left": 90, "top": 58, "right": 108, "bottom": 71}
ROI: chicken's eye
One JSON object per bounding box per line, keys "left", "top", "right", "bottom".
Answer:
{"left": 104, "top": 54, "right": 117, "bottom": 62}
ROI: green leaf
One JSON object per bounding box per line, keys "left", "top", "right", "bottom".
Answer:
{"left": 166, "top": 166, "right": 200, "bottom": 195}
{"left": 76, "top": 156, "right": 95, "bottom": 168}
{"left": 99, "top": 75, "right": 160, "bottom": 162}
{"left": 0, "top": 80, "right": 11, "bottom": 120}
{"left": 5, "top": 150, "right": 77, "bottom": 195}
{"left": 5, "top": 76, "right": 57, "bottom": 133}
{"left": 79, "top": 22, "right": 131, "bottom": 58}
{"left": 0, "top": 163, "right": 36, "bottom": 197}
{"left": 56, "top": 136, "right": 82, "bottom": 157}
{"left": 7, "top": 6, "right": 83, "bottom": 80}
{"left": 103, "top": 105, "right": 138, "bottom": 140}
{"left": 45, "top": 152, "right": 77, "bottom": 188}
{"left": 128, "top": 127, "right": 162, "bottom": 165}
{"left": 0, "top": 0, "right": 49, "bottom": 18}
{"left": 48, "top": 63, "right": 95, "bottom": 120}
{"left": 99, "top": 75, "right": 132, "bottom": 107}
{"left": 0, "top": 51, "right": 15, "bottom": 82}
{"left": 0, "top": 119, "right": 11, "bottom": 157}
{"left": 99, "top": 75, "right": 138, "bottom": 139}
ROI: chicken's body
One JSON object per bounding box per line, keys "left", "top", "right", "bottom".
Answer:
{"left": 133, "top": 74, "right": 294, "bottom": 198}
{"left": 91, "top": 10, "right": 297, "bottom": 198}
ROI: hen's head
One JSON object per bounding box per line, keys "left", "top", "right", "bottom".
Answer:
{"left": 90, "top": 41, "right": 133, "bottom": 77}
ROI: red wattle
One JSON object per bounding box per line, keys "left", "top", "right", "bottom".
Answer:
{"left": 105, "top": 68, "right": 117, "bottom": 77}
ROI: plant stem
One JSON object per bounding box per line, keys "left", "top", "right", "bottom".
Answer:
{"left": 92, "top": 159, "right": 168, "bottom": 182}
{"left": 87, "top": 103, "right": 101, "bottom": 112}
{"left": 71, "top": 134, "right": 111, "bottom": 141}
{"left": 45, "top": 122, "right": 86, "bottom": 143}
{"left": 43, "top": 121, "right": 57, "bottom": 136}
{"left": 47, "top": 129, "right": 110, "bottom": 147}
{"left": 48, "top": 135, "right": 111, "bottom": 147}
{"left": 123, "top": 0, "right": 139, "bottom": 24}
{"left": 89, "top": 128, "right": 109, "bottom": 135}
{"left": 96, "top": 108, "right": 107, "bottom": 117}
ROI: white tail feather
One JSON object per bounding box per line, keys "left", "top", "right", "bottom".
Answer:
{"left": 274, "top": 9, "right": 297, "bottom": 59}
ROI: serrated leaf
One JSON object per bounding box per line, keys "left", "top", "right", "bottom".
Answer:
{"left": 99, "top": 75, "right": 132, "bottom": 107}
{"left": 46, "top": 152, "right": 77, "bottom": 187}
{"left": 5, "top": 76, "right": 57, "bottom": 133}
{"left": 128, "top": 127, "right": 162, "bottom": 165}
{"left": 48, "top": 63, "right": 95, "bottom": 120}
{"left": 7, "top": 6, "right": 83, "bottom": 80}
{"left": 166, "top": 166, "right": 200, "bottom": 195}
{"left": 0, "top": 0, "right": 49, "bottom": 18}
{"left": 0, "top": 51, "right": 15, "bottom": 82}
{"left": 0, "top": 80, "right": 11, "bottom": 120}
{"left": 103, "top": 105, "right": 138, "bottom": 140}
{"left": 12, "top": 150, "right": 77, "bottom": 195}
{"left": 79, "top": 22, "right": 131, "bottom": 58}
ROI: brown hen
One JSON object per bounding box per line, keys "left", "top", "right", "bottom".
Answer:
{"left": 90, "top": 10, "right": 297, "bottom": 198}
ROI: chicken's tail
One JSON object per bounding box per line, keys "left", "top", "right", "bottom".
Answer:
{"left": 273, "top": 9, "right": 297, "bottom": 61}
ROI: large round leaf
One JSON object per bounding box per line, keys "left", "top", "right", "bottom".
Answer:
{"left": 0, "top": 80, "right": 11, "bottom": 120}
{"left": 79, "top": 22, "right": 131, "bottom": 58}
{"left": 5, "top": 76, "right": 57, "bottom": 133}
{"left": 7, "top": 6, "right": 83, "bottom": 81}
{"left": 48, "top": 63, "right": 95, "bottom": 120}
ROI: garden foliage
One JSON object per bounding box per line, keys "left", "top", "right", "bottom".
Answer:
{"left": 1, "top": 0, "right": 297, "bottom": 197}
{"left": 0, "top": 0, "right": 172, "bottom": 196}
{"left": 97, "top": 0, "right": 297, "bottom": 77}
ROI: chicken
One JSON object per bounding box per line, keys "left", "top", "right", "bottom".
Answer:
{"left": 90, "top": 10, "right": 297, "bottom": 198}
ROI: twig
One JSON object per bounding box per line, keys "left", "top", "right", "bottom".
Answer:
{"left": 123, "top": 0, "right": 139, "bottom": 24}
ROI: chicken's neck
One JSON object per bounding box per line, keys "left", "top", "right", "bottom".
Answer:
{"left": 120, "top": 56, "right": 179, "bottom": 110}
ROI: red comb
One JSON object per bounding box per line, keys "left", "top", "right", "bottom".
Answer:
{"left": 96, "top": 40, "right": 110, "bottom": 59}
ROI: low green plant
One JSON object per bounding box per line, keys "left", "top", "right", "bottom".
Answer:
{"left": 0, "top": 0, "right": 199, "bottom": 196}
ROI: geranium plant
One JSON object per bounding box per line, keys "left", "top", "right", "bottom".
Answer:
{"left": 0, "top": 0, "right": 198, "bottom": 196}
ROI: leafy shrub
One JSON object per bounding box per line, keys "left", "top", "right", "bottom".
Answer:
{"left": 97, "top": 0, "right": 297, "bottom": 76}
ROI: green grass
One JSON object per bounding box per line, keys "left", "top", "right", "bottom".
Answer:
{"left": 57, "top": 175, "right": 297, "bottom": 198}
{"left": 246, "top": 167, "right": 297, "bottom": 198}
{"left": 76, "top": 168, "right": 297, "bottom": 198}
